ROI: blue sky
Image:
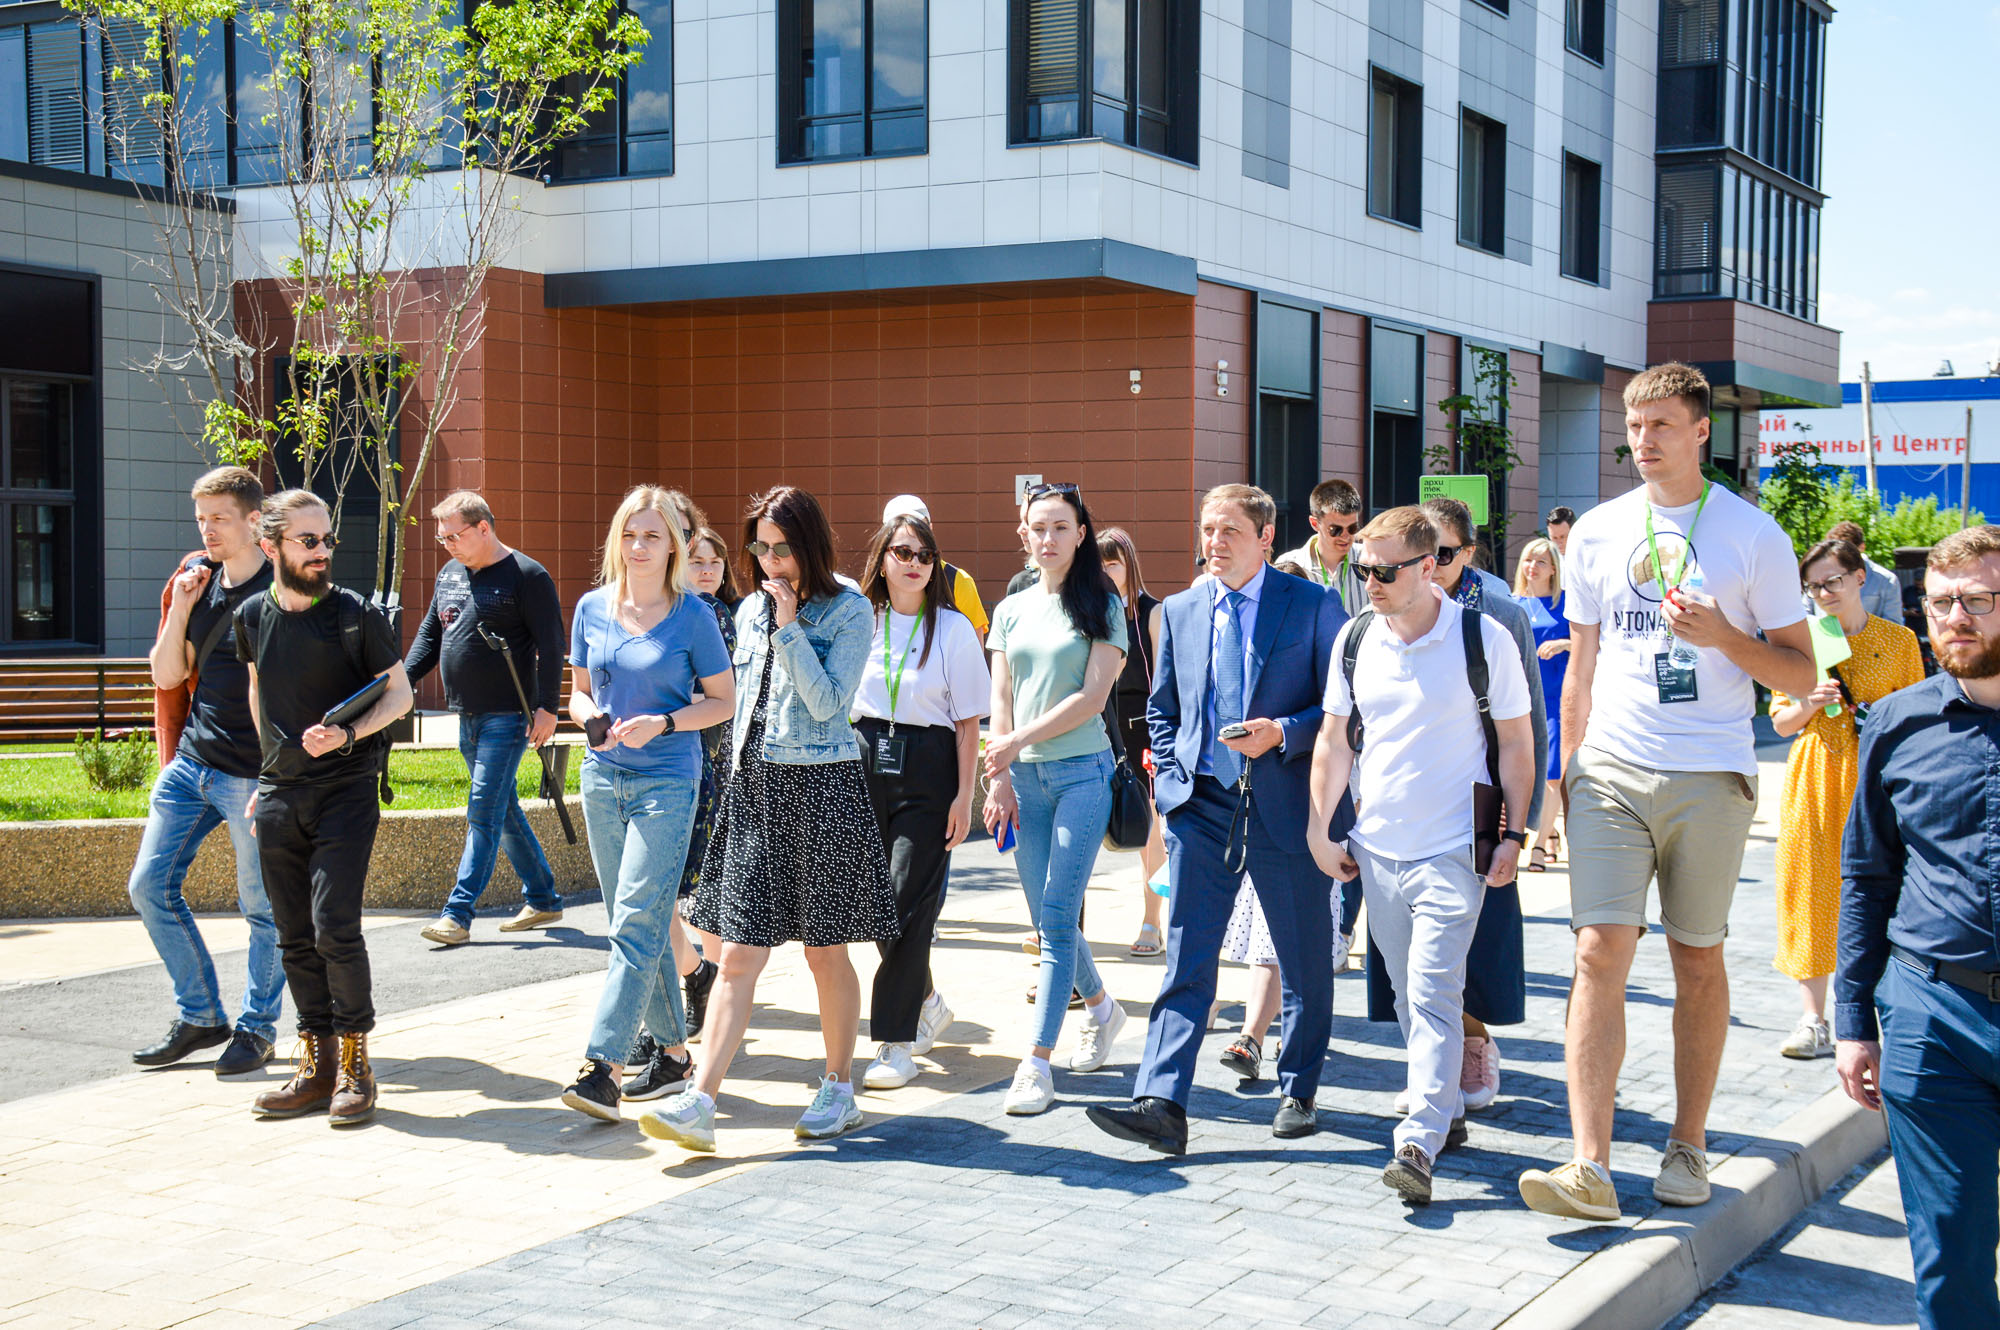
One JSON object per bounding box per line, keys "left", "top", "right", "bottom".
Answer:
{"left": 1818, "top": 5, "right": 2000, "bottom": 382}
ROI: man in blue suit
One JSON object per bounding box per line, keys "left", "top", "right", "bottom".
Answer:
{"left": 1088, "top": 484, "right": 1349, "bottom": 1154}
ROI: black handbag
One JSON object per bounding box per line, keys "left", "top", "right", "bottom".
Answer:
{"left": 1101, "top": 698, "right": 1153, "bottom": 852}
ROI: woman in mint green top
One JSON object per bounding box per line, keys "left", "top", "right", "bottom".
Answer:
{"left": 982, "top": 484, "right": 1130, "bottom": 1117}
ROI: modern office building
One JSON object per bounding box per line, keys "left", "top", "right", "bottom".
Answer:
{"left": 2, "top": 0, "right": 1840, "bottom": 659}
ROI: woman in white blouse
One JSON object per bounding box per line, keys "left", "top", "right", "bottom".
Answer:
{"left": 851, "top": 515, "right": 992, "bottom": 1090}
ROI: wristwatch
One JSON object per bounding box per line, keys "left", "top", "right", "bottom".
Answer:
{"left": 1500, "top": 830, "right": 1528, "bottom": 847}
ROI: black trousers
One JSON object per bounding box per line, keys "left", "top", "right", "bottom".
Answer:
{"left": 255, "top": 775, "right": 381, "bottom": 1036}
{"left": 857, "top": 718, "right": 957, "bottom": 1043}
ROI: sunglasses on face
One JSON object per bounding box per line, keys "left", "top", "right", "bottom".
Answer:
{"left": 1434, "top": 543, "right": 1466, "bottom": 564}
{"left": 1923, "top": 591, "right": 1997, "bottom": 619}
{"left": 1322, "top": 520, "right": 1360, "bottom": 536}
{"left": 745, "top": 540, "right": 794, "bottom": 559}
{"left": 886, "top": 545, "right": 937, "bottom": 567}
{"left": 284, "top": 533, "right": 338, "bottom": 551}
{"left": 1803, "top": 573, "right": 1851, "bottom": 597}
{"left": 1354, "top": 553, "right": 1430, "bottom": 584}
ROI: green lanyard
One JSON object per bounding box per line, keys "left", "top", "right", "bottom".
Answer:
{"left": 1308, "top": 544, "right": 1334, "bottom": 588}
{"left": 1644, "top": 481, "right": 1711, "bottom": 597}
{"left": 882, "top": 608, "right": 924, "bottom": 732}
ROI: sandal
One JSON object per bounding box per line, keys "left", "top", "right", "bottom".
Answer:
{"left": 1129, "top": 924, "right": 1165, "bottom": 957}
{"left": 1545, "top": 828, "right": 1562, "bottom": 861}
{"left": 1529, "top": 845, "right": 1549, "bottom": 873}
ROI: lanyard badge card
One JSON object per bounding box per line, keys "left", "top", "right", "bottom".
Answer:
{"left": 873, "top": 610, "right": 923, "bottom": 776}
{"left": 1648, "top": 483, "right": 1709, "bottom": 704}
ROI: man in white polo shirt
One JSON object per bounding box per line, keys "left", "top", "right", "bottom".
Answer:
{"left": 1519, "top": 363, "right": 1816, "bottom": 1221}
{"left": 1308, "top": 505, "right": 1536, "bottom": 1205}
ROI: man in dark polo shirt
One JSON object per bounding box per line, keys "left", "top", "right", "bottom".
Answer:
{"left": 1837, "top": 524, "right": 2000, "bottom": 1330}
{"left": 235, "top": 490, "right": 411, "bottom": 1127}
{"left": 404, "top": 491, "right": 567, "bottom": 945}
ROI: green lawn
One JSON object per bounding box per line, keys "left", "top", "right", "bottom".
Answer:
{"left": 0, "top": 746, "right": 582, "bottom": 822}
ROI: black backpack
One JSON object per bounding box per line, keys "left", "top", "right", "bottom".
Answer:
{"left": 1340, "top": 607, "right": 1499, "bottom": 785}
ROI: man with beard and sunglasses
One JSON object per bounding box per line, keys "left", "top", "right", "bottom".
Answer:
{"left": 1836, "top": 525, "right": 2000, "bottom": 1330}
{"left": 233, "top": 491, "right": 412, "bottom": 1127}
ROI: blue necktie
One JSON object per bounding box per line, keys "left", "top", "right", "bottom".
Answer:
{"left": 1213, "top": 590, "right": 1245, "bottom": 787}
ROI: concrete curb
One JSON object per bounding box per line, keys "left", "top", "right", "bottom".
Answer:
{"left": 1497, "top": 1084, "right": 1891, "bottom": 1330}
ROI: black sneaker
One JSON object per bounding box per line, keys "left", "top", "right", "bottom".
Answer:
{"left": 214, "top": 1029, "right": 275, "bottom": 1077}
{"left": 622, "top": 1048, "right": 695, "bottom": 1101}
{"left": 132, "top": 1019, "right": 230, "bottom": 1067}
{"left": 625, "top": 1031, "right": 658, "bottom": 1068}
{"left": 560, "top": 1059, "right": 622, "bottom": 1122}
{"left": 683, "top": 960, "right": 718, "bottom": 1043}
{"left": 1444, "top": 1116, "right": 1469, "bottom": 1152}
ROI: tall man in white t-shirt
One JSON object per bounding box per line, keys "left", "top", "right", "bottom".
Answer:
{"left": 1309, "top": 506, "right": 1536, "bottom": 1205}
{"left": 1519, "top": 364, "right": 1816, "bottom": 1221}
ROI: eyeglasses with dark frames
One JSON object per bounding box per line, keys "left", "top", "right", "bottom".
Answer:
{"left": 1803, "top": 572, "right": 1852, "bottom": 597}
{"left": 885, "top": 545, "right": 937, "bottom": 567}
{"left": 1923, "top": 590, "right": 1997, "bottom": 619}
{"left": 1434, "top": 543, "right": 1466, "bottom": 564}
{"left": 1353, "top": 553, "right": 1431, "bottom": 584}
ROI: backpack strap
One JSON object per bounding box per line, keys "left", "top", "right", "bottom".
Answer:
{"left": 1461, "top": 607, "right": 1500, "bottom": 784}
{"left": 1341, "top": 610, "right": 1374, "bottom": 753}
{"left": 335, "top": 590, "right": 395, "bottom": 805}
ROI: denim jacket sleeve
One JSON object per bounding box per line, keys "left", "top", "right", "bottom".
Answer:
{"left": 773, "top": 591, "right": 871, "bottom": 722}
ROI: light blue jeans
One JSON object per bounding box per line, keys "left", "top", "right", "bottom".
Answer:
{"left": 442, "top": 712, "right": 559, "bottom": 927}
{"left": 126, "top": 755, "right": 284, "bottom": 1040}
{"left": 581, "top": 761, "right": 696, "bottom": 1063}
{"left": 1011, "top": 749, "right": 1115, "bottom": 1049}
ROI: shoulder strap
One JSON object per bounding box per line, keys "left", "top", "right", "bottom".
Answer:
{"left": 1342, "top": 610, "right": 1374, "bottom": 753}
{"left": 1462, "top": 608, "right": 1500, "bottom": 783}
{"left": 189, "top": 591, "right": 234, "bottom": 682}
{"left": 337, "top": 590, "right": 367, "bottom": 681}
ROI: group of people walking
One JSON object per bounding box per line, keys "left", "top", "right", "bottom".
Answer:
{"left": 119, "top": 361, "right": 2000, "bottom": 1330}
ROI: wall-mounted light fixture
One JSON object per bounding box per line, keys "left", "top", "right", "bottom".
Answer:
{"left": 1129, "top": 369, "right": 1143, "bottom": 395}
{"left": 1215, "top": 360, "right": 1230, "bottom": 398}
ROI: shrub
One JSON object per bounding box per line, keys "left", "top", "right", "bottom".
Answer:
{"left": 74, "top": 729, "right": 155, "bottom": 793}
{"left": 1761, "top": 456, "right": 1986, "bottom": 558}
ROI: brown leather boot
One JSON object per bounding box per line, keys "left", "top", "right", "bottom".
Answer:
{"left": 328, "top": 1032, "right": 376, "bottom": 1127}
{"left": 252, "top": 1032, "right": 335, "bottom": 1118}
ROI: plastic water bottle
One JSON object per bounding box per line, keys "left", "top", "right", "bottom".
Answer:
{"left": 1669, "top": 569, "right": 1704, "bottom": 668}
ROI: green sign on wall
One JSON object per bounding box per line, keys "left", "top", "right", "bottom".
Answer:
{"left": 1418, "top": 474, "right": 1490, "bottom": 525}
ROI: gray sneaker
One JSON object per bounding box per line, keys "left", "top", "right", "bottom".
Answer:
{"left": 638, "top": 1090, "right": 715, "bottom": 1153}
{"left": 795, "top": 1075, "right": 862, "bottom": 1140}
{"left": 1654, "top": 1138, "right": 1711, "bottom": 1206}
{"left": 1779, "top": 1019, "right": 1834, "bottom": 1060}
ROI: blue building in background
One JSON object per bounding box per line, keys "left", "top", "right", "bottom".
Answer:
{"left": 1759, "top": 376, "right": 2000, "bottom": 520}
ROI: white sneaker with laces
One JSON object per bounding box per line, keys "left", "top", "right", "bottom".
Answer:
{"left": 1002, "top": 1062, "right": 1055, "bottom": 1115}
{"left": 1654, "top": 1138, "right": 1712, "bottom": 1206}
{"left": 1069, "top": 1001, "right": 1128, "bottom": 1072}
{"left": 794, "top": 1075, "right": 863, "bottom": 1140}
{"left": 912, "top": 992, "right": 954, "bottom": 1056}
{"left": 1462, "top": 1035, "right": 1501, "bottom": 1110}
{"left": 1778, "top": 1019, "right": 1834, "bottom": 1060}
{"left": 863, "top": 1042, "right": 918, "bottom": 1090}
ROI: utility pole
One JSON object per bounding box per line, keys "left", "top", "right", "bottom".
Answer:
{"left": 1963, "top": 407, "right": 1975, "bottom": 530}
{"left": 1859, "top": 362, "right": 1879, "bottom": 496}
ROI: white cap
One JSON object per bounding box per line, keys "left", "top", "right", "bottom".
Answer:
{"left": 883, "top": 494, "right": 930, "bottom": 524}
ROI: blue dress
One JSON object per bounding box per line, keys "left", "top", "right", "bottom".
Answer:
{"left": 1532, "top": 593, "right": 1570, "bottom": 780}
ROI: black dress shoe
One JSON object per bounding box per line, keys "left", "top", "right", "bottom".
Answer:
{"left": 132, "top": 1020, "right": 230, "bottom": 1067}
{"left": 1272, "top": 1096, "right": 1319, "bottom": 1138}
{"left": 214, "top": 1029, "right": 275, "bottom": 1076}
{"left": 1443, "top": 1115, "right": 1468, "bottom": 1152}
{"left": 1086, "top": 1097, "right": 1189, "bottom": 1156}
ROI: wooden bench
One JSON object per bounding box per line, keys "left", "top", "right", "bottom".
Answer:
{"left": 0, "top": 658, "right": 155, "bottom": 743}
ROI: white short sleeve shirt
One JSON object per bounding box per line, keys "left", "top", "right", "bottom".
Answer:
{"left": 850, "top": 606, "right": 991, "bottom": 729}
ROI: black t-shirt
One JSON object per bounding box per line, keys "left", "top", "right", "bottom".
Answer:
{"left": 402, "top": 551, "right": 565, "bottom": 714}
{"left": 176, "top": 560, "right": 274, "bottom": 779}
{"left": 234, "top": 588, "right": 401, "bottom": 789}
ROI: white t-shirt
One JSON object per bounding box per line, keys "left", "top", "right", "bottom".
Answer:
{"left": 1323, "top": 590, "right": 1531, "bottom": 862}
{"left": 850, "top": 605, "right": 991, "bottom": 730}
{"left": 1564, "top": 482, "right": 1804, "bottom": 776}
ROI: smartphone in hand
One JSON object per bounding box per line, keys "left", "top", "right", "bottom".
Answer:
{"left": 996, "top": 818, "right": 1017, "bottom": 853}
{"left": 1218, "top": 722, "right": 1251, "bottom": 741}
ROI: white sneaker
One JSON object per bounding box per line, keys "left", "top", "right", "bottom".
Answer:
{"left": 1068, "top": 1001, "right": 1128, "bottom": 1072}
{"left": 1779, "top": 1019, "right": 1834, "bottom": 1060}
{"left": 1462, "top": 1035, "right": 1501, "bottom": 1111}
{"left": 1002, "top": 1061, "right": 1055, "bottom": 1115}
{"left": 912, "top": 992, "right": 954, "bottom": 1056}
{"left": 794, "top": 1075, "right": 863, "bottom": 1140}
{"left": 863, "top": 1042, "right": 918, "bottom": 1090}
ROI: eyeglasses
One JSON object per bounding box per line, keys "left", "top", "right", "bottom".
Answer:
{"left": 1323, "top": 520, "right": 1360, "bottom": 536}
{"left": 1923, "top": 591, "right": 1997, "bottom": 619}
{"left": 1025, "top": 482, "right": 1081, "bottom": 503}
{"left": 885, "top": 545, "right": 936, "bottom": 567}
{"left": 435, "top": 526, "right": 474, "bottom": 546}
{"left": 1353, "top": 553, "right": 1431, "bottom": 584}
{"left": 745, "top": 540, "right": 794, "bottom": 559}
{"left": 1434, "top": 543, "right": 1466, "bottom": 564}
{"left": 1803, "top": 572, "right": 1851, "bottom": 597}
{"left": 283, "top": 533, "right": 338, "bottom": 551}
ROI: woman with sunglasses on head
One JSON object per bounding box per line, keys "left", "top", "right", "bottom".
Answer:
{"left": 984, "top": 483, "right": 1131, "bottom": 1115}
{"left": 559, "top": 487, "right": 735, "bottom": 1122}
{"left": 850, "top": 516, "right": 992, "bottom": 1091}
{"left": 642, "top": 487, "right": 896, "bottom": 1152}
{"left": 1097, "top": 528, "right": 1169, "bottom": 958}
{"left": 1767, "top": 537, "right": 1922, "bottom": 1061}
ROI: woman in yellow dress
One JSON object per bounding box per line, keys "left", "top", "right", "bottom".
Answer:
{"left": 1769, "top": 536, "right": 1923, "bottom": 1059}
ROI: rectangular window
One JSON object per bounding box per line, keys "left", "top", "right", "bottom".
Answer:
{"left": 0, "top": 27, "right": 27, "bottom": 163}
{"left": 1659, "top": 0, "right": 1721, "bottom": 146}
{"left": 1457, "top": 108, "right": 1504, "bottom": 255}
{"left": 1473, "top": 0, "right": 1510, "bottom": 13}
{"left": 1561, "top": 152, "right": 1602, "bottom": 283}
{"left": 101, "top": 18, "right": 166, "bottom": 185}
{"left": 551, "top": 0, "right": 678, "bottom": 181}
{"left": 1009, "top": 0, "right": 1194, "bottom": 165}
{"left": 778, "top": 0, "right": 926, "bottom": 164}
{"left": 1654, "top": 161, "right": 1719, "bottom": 297}
{"left": 1368, "top": 323, "right": 1424, "bottom": 513}
{"left": 1255, "top": 301, "right": 1317, "bottom": 553}
{"left": 2, "top": 379, "right": 79, "bottom": 644}
{"left": 1565, "top": 0, "right": 1604, "bottom": 63}
{"left": 26, "top": 20, "right": 86, "bottom": 172}
{"left": 1367, "top": 67, "right": 1420, "bottom": 228}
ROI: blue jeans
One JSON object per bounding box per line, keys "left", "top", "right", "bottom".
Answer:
{"left": 1877, "top": 956, "right": 2000, "bottom": 1330}
{"left": 126, "top": 755, "right": 283, "bottom": 1040}
{"left": 1011, "top": 749, "right": 1114, "bottom": 1050}
{"left": 580, "top": 761, "right": 696, "bottom": 1063}
{"left": 443, "top": 712, "right": 559, "bottom": 926}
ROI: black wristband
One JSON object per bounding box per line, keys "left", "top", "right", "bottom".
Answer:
{"left": 1501, "top": 829, "right": 1528, "bottom": 847}
{"left": 340, "top": 724, "right": 357, "bottom": 754}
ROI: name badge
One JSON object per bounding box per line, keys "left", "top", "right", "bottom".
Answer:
{"left": 1654, "top": 653, "right": 1699, "bottom": 705}
{"left": 873, "top": 732, "right": 908, "bottom": 776}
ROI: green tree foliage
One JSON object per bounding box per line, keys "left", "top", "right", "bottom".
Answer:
{"left": 1761, "top": 452, "right": 1985, "bottom": 557}
{"left": 1432, "top": 347, "right": 1523, "bottom": 563}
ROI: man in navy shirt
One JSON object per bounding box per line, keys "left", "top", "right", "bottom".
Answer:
{"left": 1837, "top": 525, "right": 2000, "bottom": 1330}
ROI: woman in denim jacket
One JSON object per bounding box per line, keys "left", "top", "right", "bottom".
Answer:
{"left": 644, "top": 487, "right": 896, "bottom": 1153}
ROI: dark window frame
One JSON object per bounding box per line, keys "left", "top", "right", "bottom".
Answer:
{"left": 1456, "top": 105, "right": 1505, "bottom": 256}
{"left": 1565, "top": 0, "right": 1605, "bottom": 64}
{"left": 1366, "top": 64, "right": 1421, "bottom": 230}
{"left": 1252, "top": 297, "right": 1319, "bottom": 554}
{"left": 550, "top": 0, "right": 679, "bottom": 182}
{"left": 1560, "top": 150, "right": 1602, "bottom": 284}
{"left": 1366, "top": 319, "right": 1426, "bottom": 515}
{"left": 1472, "top": 0, "right": 1511, "bottom": 15}
{"left": 1006, "top": 0, "right": 1198, "bottom": 167}
{"left": 775, "top": 0, "right": 927, "bottom": 167}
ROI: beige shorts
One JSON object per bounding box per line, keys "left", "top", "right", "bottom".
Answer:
{"left": 1563, "top": 747, "right": 1758, "bottom": 947}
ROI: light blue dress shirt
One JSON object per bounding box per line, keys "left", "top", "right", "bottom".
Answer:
{"left": 1197, "top": 562, "right": 1267, "bottom": 777}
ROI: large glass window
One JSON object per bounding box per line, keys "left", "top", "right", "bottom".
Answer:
{"left": 549, "top": 0, "right": 677, "bottom": 181}
{"left": 1565, "top": 0, "right": 1605, "bottom": 64}
{"left": 1009, "top": 0, "right": 1195, "bottom": 164}
{"left": 1368, "top": 324, "right": 1424, "bottom": 513}
{"left": 1457, "top": 108, "right": 1505, "bottom": 255}
{"left": 1254, "top": 301, "right": 1317, "bottom": 553}
{"left": 12, "top": 20, "right": 88, "bottom": 173}
{"left": 1367, "top": 67, "right": 1421, "bottom": 228}
{"left": 1561, "top": 152, "right": 1602, "bottom": 283}
{"left": 777, "top": 0, "right": 924, "bottom": 164}
{"left": 2, "top": 379, "right": 78, "bottom": 645}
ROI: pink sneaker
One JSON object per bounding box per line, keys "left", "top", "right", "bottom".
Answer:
{"left": 1464, "top": 1036, "right": 1500, "bottom": 1111}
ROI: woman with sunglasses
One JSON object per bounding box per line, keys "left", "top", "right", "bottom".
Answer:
{"left": 1097, "top": 527, "right": 1169, "bottom": 957}
{"left": 984, "top": 483, "right": 1131, "bottom": 1115}
{"left": 643, "top": 486, "right": 896, "bottom": 1152}
{"left": 850, "top": 516, "right": 991, "bottom": 1090}
{"left": 559, "top": 486, "right": 735, "bottom": 1122}
{"left": 1768, "top": 537, "right": 1922, "bottom": 1060}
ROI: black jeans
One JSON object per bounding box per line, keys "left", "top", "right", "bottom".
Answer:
{"left": 255, "top": 775, "right": 381, "bottom": 1036}
{"left": 857, "top": 719, "right": 958, "bottom": 1043}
